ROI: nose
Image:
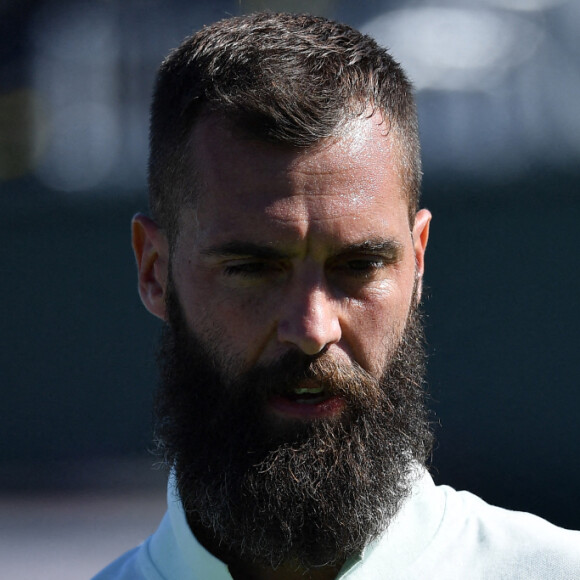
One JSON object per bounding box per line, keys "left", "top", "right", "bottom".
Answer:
{"left": 277, "top": 277, "right": 342, "bottom": 356}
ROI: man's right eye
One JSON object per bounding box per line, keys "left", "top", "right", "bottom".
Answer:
{"left": 223, "top": 261, "right": 277, "bottom": 278}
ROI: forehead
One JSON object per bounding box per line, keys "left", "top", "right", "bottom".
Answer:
{"left": 183, "top": 114, "right": 408, "bottom": 243}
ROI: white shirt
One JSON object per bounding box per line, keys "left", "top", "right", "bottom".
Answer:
{"left": 93, "top": 469, "right": 580, "bottom": 579}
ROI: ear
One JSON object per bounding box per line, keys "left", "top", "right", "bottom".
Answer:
{"left": 412, "top": 208, "right": 431, "bottom": 303}
{"left": 131, "top": 213, "right": 169, "bottom": 321}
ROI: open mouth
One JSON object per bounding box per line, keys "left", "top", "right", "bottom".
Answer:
{"left": 285, "top": 385, "right": 328, "bottom": 404}
{"left": 267, "top": 381, "right": 345, "bottom": 420}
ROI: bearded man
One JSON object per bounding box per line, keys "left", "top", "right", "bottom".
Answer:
{"left": 94, "top": 12, "right": 580, "bottom": 580}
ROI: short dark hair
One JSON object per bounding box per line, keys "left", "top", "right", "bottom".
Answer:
{"left": 149, "top": 12, "right": 421, "bottom": 243}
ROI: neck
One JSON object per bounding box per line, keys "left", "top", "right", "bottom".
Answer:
{"left": 188, "top": 517, "right": 344, "bottom": 580}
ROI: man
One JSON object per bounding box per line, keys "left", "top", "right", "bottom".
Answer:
{"left": 95, "top": 12, "right": 580, "bottom": 580}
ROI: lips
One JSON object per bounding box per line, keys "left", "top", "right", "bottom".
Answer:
{"left": 267, "top": 380, "right": 346, "bottom": 420}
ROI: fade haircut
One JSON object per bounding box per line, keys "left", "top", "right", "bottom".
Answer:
{"left": 149, "top": 12, "right": 422, "bottom": 245}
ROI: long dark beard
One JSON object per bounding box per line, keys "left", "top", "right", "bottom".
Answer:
{"left": 154, "top": 283, "right": 433, "bottom": 569}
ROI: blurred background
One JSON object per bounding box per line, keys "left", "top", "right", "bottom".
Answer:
{"left": 1, "top": 0, "right": 579, "bottom": 577}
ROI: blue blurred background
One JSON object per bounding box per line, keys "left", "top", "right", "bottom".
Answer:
{"left": 1, "top": 0, "right": 579, "bottom": 574}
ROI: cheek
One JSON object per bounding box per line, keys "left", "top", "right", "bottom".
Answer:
{"left": 343, "top": 290, "right": 411, "bottom": 376}
{"left": 182, "top": 281, "right": 278, "bottom": 366}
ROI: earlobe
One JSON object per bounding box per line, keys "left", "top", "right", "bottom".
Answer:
{"left": 131, "top": 213, "right": 169, "bottom": 321}
{"left": 412, "top": 208, "right": 432, "bottom": 302}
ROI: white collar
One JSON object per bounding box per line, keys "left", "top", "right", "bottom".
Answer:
{"left": 146, "top": 466, "right": 444, "bottom": 579}
{"left": 146, "top": 473, "right": 232, "bottom": 579}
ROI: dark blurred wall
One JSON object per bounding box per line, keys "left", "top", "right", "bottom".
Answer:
{"left": 423, "top": 170, "right": 580, "bottom": 531}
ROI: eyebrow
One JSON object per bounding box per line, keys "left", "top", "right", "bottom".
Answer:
{"left": 200, "top": 241, "right": 290, "bottom": 260}
{"left": 337, "top": 239, "right": 404, "bottom": 256}
{"left": 200, "top": 237, "right": 404, "bottom": 260}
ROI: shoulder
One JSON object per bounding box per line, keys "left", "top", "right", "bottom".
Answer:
{"left": 91, "top": 540, "right": 164, "bottom": 580}
{"left": 346, "top": 471, "right": 580, "bottom": 580}
{"left": 92, "top": 547, "right": 141, "bottom": 580}
{"left": 427, "top": 484, "right": 580, "bottom": 578}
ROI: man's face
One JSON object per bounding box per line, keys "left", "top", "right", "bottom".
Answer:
{"left": 168, "top": 115, "right": 430, "bottom": 402}
{"left": 134, "top": 113, "right": 432, "bottom": 568}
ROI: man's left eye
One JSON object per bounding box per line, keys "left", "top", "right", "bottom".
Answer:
{"left": 341, "top": 258, "right": 386, "bottom": 278}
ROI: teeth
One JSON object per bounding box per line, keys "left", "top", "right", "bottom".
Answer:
{"left": 294, "top": 386, "right": 323, "bottom": 395}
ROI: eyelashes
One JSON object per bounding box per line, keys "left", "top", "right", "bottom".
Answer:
{"left": 223, "top": 256, "right": 392, "bottom": 282}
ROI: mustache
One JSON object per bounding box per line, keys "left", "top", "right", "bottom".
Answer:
{"left": 230, "top": 349, "right": 384, "bottom": 411}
